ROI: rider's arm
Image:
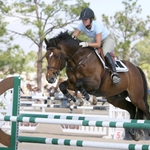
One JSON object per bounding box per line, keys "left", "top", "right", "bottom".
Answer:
{"left": 88, "top": 33, "right": 101, "bottom": 48}
{"left": 72, "top": 29, "right": 81, "bottom": 38}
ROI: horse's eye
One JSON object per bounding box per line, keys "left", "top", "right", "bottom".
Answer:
{"left": 55, "top": 55, "right": 59, "bottom": 59}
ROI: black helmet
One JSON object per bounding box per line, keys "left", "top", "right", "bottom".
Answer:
{"left": 79, "top": 8, "right": 95, "bottom": 20}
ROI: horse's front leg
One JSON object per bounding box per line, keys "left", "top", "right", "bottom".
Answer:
{"left": 76, "top": 79, "right": 97, "bottom": 105}
{"left": 59, "top": 80, "right": 84, "bottom": 106}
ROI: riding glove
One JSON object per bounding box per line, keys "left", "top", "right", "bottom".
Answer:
{"left": 79, "top": 42, "right": 88, "bottom": 47}
{"left": 72, "top": 35, "right": 77, "bottom": 40}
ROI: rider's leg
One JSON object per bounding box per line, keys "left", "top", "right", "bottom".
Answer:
{"left": 105, "top": 52, "right": 120, "bottom": 84}
{"left": 102, "top": 33, "right": 120, "bottom": 84}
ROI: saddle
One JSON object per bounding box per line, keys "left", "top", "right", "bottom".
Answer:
{"left": 95, "top": 48, "right": 128, "bottom": 72}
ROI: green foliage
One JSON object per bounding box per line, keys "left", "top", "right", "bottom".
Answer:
{"left": 0, "top": 11, "right": 8, "bottom": 38}
{"left": 0, "top": 1, "right": 21, "bottom": 78}
{"left": 70, "top": 28, "right": 92, "bottom": 42}
{"left": 0, "top": 45, "right": 26, "bottom": 78}
{"left": 102, "top": 0, "right": 150, "bottom": 60}
{"left": 5, "top": 0, "right": 89, "bottom": 42}
{"left": 0, "top": 19, "right": 7, "bottom": 37}
{"left": 23, "top": 51, "right": 37, "bottom": 73}
{"left": 133, "top": 37, "right": 150, "bottom": 64}
{"left": 1, "top": 0, "right": 89, "bottom": 88}
{"left": 133, "top": 37, "right": 150, "bottom": 85}
{"left": 101, "top": 0, "right": 150, "bottom": 86}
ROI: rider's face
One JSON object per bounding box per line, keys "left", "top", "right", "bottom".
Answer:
{"left": 82, "top": 19, "right": 90, "bottom": 27}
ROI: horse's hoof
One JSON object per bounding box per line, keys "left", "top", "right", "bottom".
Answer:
{"left": 75, "top": 99, "right": 84, "bottom": 106}
{"left": 89, "top": 95, "right": 97, "bottom": 105}
{"left": 92, "top": 96, "right": 97, "bottom": 105}
{"left": 69, "top": 100, "right": 74, "bottom": 105}
{"left": 129, "top": 130, "right": 140, "bottom": 141}
{"left": 79, "top": 99, "right": 84, "bottom": 106}
{"left": 133, "top": 134, "right": 140, "bottom": 141}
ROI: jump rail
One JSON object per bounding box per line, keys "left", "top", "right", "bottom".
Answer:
{"left": 1, "top": 115, "right": 150, "bottom": 129}
{"left": 17, "top": 136, "right": 150, "bottom": 150}
{"left": 19, "top": 113, "right": 150, "bottom": 123}
{"left": 20, "top": 103, "right": 108, "bottom": 110}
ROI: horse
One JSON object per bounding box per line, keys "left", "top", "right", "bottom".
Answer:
{"left": 44, "top": 31, "right": 150, "bottom": 141}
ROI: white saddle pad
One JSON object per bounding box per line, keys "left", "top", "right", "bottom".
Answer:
{"left": 95, "top": 50, "right": 128, "bottom": 73}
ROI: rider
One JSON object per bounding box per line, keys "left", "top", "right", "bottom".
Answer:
{"left": 72, "top": 8, "right": 120, "bottom": 85}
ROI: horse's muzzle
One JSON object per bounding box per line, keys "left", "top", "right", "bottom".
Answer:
{"left": 46, "top": 76, "right": 57, "bottom": 83}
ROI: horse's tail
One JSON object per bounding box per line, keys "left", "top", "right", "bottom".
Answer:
{"left": 137, "top": 67, "right": 149, "bottom": 110}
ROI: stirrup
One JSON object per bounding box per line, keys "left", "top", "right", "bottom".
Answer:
{"left": 111, "top": 73, "right": 121, "bottom": 84}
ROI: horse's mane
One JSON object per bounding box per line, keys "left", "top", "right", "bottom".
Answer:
{"left": 48, "top": 31, "right": 79, "bottom": 48}
{"left": 55, "top": 31, "right": 72, "bottom": 41}
{"left": 48, "top": 31, "right": 94, "bottom": 51}
{"left": 48, "top": 31, "right": 73, "bottom": 43}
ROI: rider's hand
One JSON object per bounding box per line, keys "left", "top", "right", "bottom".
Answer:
{"left": 72, "top": 35, "right": 77, "bottom": 40}
{"left": 79, "top": 42, "right": 88, "bottom": 47}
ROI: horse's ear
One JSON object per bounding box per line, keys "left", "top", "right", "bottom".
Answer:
{"left": 44, "top": 38, "right": 49, "bottom": 46}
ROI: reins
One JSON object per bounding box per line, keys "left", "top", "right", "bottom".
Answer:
{"left": 68, "top": 52, "right": 92, "bottom": 71}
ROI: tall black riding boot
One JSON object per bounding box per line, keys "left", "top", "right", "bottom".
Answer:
{"left": 105, "top": 52, "right": 121, "bottom": 84}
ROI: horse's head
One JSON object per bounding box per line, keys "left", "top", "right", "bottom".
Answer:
{"left": 45, "top": 31, "right": 80, "bottom": 83}
{"left": 45, "top": 38, "right": 66, "bottom": 83}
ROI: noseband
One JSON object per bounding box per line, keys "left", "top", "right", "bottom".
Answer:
{"left": 46, "top": 47, "right": 61, "bottom": 76}
{"left": 47, "top": 45, "right": 66, "bottom": 76}
{"left": 47, "top": 66, "right": 60, "bottom": 76}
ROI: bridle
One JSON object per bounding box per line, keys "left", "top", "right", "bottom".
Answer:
{"left": 46, "top": 47, "right": 62, "bottom": 76}
{"left": 47, "top": 65, "right": 60, "bottom": 76}
{"left": 46, "top": 39, "right": 93, "bottom": 75}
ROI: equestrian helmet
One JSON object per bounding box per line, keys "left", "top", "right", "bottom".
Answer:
{"left": 79, "top": 8, "right": 95, "bottom": 20}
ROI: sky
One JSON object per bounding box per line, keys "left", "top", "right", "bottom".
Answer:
{"left": 87, "top": 0, "right": 149, "bottom": 20}
{"left": 6, "top": 0, "right": 150, "bottom": 54}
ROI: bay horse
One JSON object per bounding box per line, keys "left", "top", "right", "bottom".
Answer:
{"left": 44, "top": 31, "right": 150, "bottom": 141}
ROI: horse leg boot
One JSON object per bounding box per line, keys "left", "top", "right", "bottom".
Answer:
{"left": 76, "top": 79, "right": 97, "bottom": 105}
{"left": 59, "top": 82, "right": 83, "bottom": 106}
{"left": 105, "top": 52, "right": 121, "bottom": 84}
{"left": 78, "top": 87, "right": 96, "bottom": 105}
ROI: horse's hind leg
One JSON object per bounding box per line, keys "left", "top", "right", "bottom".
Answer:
{"left": 107, "top": 95, "right": 140, "bottom": 141}
{"left": 135, "top": 99, "right": 150, "bottom": 140}
{"left": 135, "top": 66, "right": 150, "bottom": 120}
{"left": 107, "top": 95, "right": 136, "bottom": 119}
{"left": 136, "top": 101, "right": 150, "bottom": 120}
{"left": 136, "top": 108, "right": 150, "bottom": 140}
{"left": 128, "top": 93, "right": 150, "bottom": 140}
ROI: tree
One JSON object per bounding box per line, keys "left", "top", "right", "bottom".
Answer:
{"left": 102, "top": 0, "right": 150, "bottom": 60}
{"left": 24, "top": 51, "right": 38, "bottom": 73}
{"left": 0, "top": 16, "right": 7, "bottom": 39}
{"left": 132, "top": 37, "right": 150, "bottom": 86}
{"left": 2, "top": 0, "right": 89, "bottom": 90}
{"left": 24, "top": 50, "right": 48, "bottom": 76}
{"left": 0, "top": 1, "right": 27, "bottom": 78}
{"left": 0, "top": 1, "right": 8, "bottom": 49}
{"left": 0, "top": 45, "right": 26, "bottom": 78}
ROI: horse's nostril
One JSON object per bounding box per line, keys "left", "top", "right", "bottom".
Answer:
{"left": 46, "top": 76, "right": 56, "bottom": 84}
